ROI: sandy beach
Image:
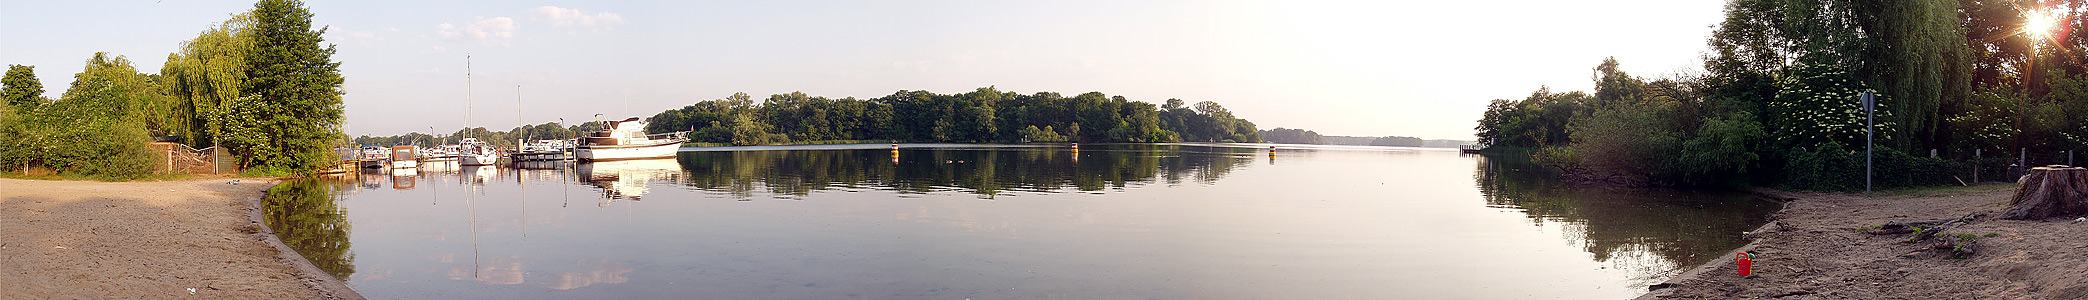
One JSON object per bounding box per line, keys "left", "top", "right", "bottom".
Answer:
{"left": 0, "top": 177, "right": 358, "bottom": 299}
{"left": 1641, "top": 184, "right": 2088, "bottom": 299}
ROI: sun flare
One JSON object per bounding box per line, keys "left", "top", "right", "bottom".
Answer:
{"left": 2026, "top": 8, "right": 2058, "bottom": 42}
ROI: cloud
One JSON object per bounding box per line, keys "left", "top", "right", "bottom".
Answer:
{"left": 324, "top": 26, "right": 383, "bottom": 47}
{"left": 437, "top": 17, "right": 519, "bottom": 44}
{"left": 410, "top": 68, "right": 441, "bottom": 74}
{"left": 425, "top": 46, "right": 448, "bottom": 53}
{"left": 532, "top": 6, "right": 624, "bottom": 28}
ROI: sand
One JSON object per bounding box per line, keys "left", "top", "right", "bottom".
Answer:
{"left": 1640, "top": 184, "right": 2088, "bottom": 299}
{"left": 0, "top": 177, "right": 359, "bottom": 299}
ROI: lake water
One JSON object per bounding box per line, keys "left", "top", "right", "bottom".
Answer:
{"left": 267, "top": 143, "right": 1778, "bottom": 299}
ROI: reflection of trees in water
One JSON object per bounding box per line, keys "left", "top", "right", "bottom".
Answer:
{"left": 264, "top": 178, "right": 356, "bottom": 281}
{"left": 673, "top": 145, "right": 1256, "bottom": 199}
{"left": 1474, "top": 155, "right": 1777, "bottom": 283}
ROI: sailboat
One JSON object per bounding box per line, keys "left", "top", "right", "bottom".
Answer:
{"left": 459, "top": 54, "right": 500, "bottom": 166}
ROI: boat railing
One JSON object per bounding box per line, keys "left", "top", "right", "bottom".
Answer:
{"left": 645, "top": 131, "right": 689, "bottom": 141}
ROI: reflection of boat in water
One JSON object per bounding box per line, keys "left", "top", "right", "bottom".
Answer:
{"left": 511, "top": 159, "right": 573, "bottom": 170}
{"left": 419, "top": 160, "right": 457, "bottom": 173}
{"left": 358, "top": 168, "right": 385, "bottom": 189}
{"left": 577, "top": 158, "right": 683, "bottom": 199}
{"left": 392, "top": 168, "right": 417, "bottom": 189}
{"left": 460, "top": 165, "right": 499, "bottom": 184}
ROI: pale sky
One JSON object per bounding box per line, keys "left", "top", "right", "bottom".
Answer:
{"left": 2, "top": 0, "right": 1724, "bottom": 140}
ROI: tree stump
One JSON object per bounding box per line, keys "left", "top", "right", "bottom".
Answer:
{"left": 1999, "top": 165, "right": 2088, "bottom": 220}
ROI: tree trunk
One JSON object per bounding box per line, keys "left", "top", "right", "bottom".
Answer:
{"left": 1999, "top": 165, "right": 2088, "bottom": 220}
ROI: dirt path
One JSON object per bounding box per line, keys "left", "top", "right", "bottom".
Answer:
{"left": 1640, "top": 185, "right": 2088, "bottom": 299}
{"left": 0, "top": 178, "right": 357, "bottom": 299}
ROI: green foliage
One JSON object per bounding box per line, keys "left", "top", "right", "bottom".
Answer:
{"left": 162, "top": 12, "right": 255, "bottom": 148}
{"left": 1020, "top": 125, "right": 1068, "bottom": 142}
{"left": 3, "top": 65, "right": 45, "bottom": 109}
{"left": 263, "top": 178, "right": 354, "bottom": 280}
{"left": 1783, "top": 142, "right": 1961, "bottom": 191}
{"left": 641, "top": 88, "right": 1237, "bottom": 145}
{"left": 1258, "top": 128, "right": 1323, "bottom": 144}
{"left": 0, "top": 53, "right": 156, "bottom": 179}
{"left": 1474, "top": 87, "right": 1587, "bottom": 148}
{"left": 223, "top": 0, "right": 345, "bottom": 175}
{"left": 1477, "top": 0, "right": 2085, "bottom": 189}
{"left": 1769, "top": 65, "right": 1892, "bottom": 148}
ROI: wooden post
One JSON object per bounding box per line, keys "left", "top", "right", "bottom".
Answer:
{"left": 1974, "top": 149, "right": 1982, "bottom": 183}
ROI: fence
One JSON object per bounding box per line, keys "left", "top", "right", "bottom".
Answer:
{"left": 149, "top": 142, "right": 235, "bottom": 174}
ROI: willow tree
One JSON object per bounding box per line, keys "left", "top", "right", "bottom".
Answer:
{"left": 228, "top": 0, "right": 344, "bottom": 175}
{"left": 163, "top": 12, "right": 253, "bottom": 149}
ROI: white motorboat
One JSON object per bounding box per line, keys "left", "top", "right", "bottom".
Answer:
{"left": 420, "top": 144, "right": 459, "bottom": 162}
{"left": 459, "top": 138, "right": 500, "bottom": 166}
{"left": 575, "top": 117, "right": 688, "bottom": 162}
{"left": 357, "top": 146, "right": 388, "bottom": 169}
{"left": 389, "top": 146, "right": 418, "bottom": 169}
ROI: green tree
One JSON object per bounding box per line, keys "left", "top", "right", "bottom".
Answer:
{"left": 0, "top": 53, "right": 155, "bottom": 178}
{"left": 228, "top": 0, "right": 345, "bottom": 175}
{"left": 3, "top": 65, "right": 44, "bottom": 109}
{"left": 163, "top": 12, "right": 254, "bottom": 148}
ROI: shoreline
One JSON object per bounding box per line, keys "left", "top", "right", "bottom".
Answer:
{"left": 241, "top": 179, "right": 367, "bottom": 300}
{"left": 0, "top": 177, "right": 363, "bottom": 299}
{"left": 1638, "top": 184, "right": 2088, "bottom": 299}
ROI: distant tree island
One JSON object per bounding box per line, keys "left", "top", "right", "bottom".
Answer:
{"left": 354, "top": 87, "right": 1267, "bottom": 148}
{"left": 1258, "top": 127, "right": 1473, "bottom": 148}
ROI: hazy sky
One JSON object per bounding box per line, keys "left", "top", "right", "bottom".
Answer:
{"left": 2, "top": 0, "right": 1724, "bottom": 140}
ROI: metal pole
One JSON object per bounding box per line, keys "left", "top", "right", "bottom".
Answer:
{"left": 1863, "top": 91, "right": 1873, "bottom": 196}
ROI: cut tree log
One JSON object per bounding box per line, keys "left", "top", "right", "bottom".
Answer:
{"left": 1999, "top": 165, "right": 2088, "bottom": 220}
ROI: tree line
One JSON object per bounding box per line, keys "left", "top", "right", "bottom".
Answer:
{"left": 1, "top": 0, "right": 344, "bottom": 178}
{"left": 349, "top": 121, "right": 604, "bottom": 150}
{"left": 1476, "top": 0, "right": 2087, "bottom": 189}
{"left": 643, "top": 87, "right": 1260, "bottom": 145}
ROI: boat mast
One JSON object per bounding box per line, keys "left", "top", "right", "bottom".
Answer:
{"left": 517, "top": 85, "right": 523, "bottom": 150}
{"left": 465, "top": 54, "right": 473, "bottom": 140}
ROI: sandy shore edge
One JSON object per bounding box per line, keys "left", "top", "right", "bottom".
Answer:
{"left": 1636, "top": 185, "right": 2088, "bottom": 299}
{"left": 242, "top": 179, "right": 368, "bottom": 300}
{"left": 0, "top": 177, "right": 365, "bottom": 299}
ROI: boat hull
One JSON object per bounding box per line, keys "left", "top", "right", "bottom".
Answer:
{"left": 460, "top": 154, "right": 499, "bottom": 166}
{"left": 576, "top": 141, "right": 682, "bottom": 161}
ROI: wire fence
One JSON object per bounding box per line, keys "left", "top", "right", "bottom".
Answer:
{"left": 150, "top": 142, "right": 234, "bottom": 174}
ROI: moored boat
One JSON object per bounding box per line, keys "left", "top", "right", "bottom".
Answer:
{"left": 459, "top": 138, "right": 499, "bottom": 166}
{"left": 357, "top": 145, "right": 388, "bottom": 169}
{"left": 389, "top": 146, "right": 419, "bottom": 169}
{"left": 575, "top": 117, "right": 688, "bottom": 162}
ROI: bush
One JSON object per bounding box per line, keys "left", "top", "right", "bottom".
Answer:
{"left": 1782, "top": 142, "right": 1962, "bottom": 191}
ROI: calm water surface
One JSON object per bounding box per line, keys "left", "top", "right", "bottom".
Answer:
{"left": 266, "top": 143, "right": 1777, "bottom": 299}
